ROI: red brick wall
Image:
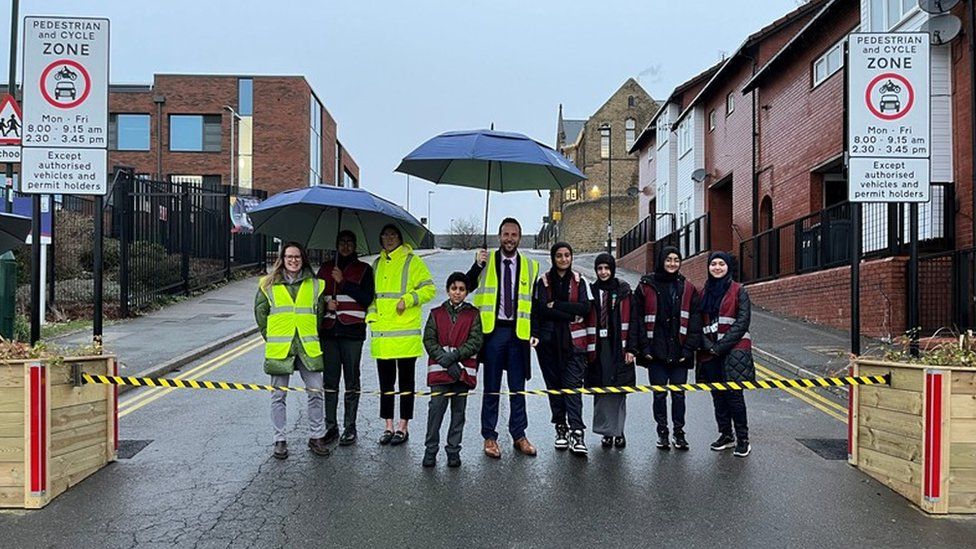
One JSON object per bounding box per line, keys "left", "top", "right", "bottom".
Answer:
{"left": 951, "top": 3, "right": 973, "bottom": 249}
{"left": 755, "top": 2, "right": 858, "bottom": 229}
{"left": 618, "top": 242, "right": 653, "bottom": 273}
{"left": 747, "top": 256, "right": 908, "bottom": 338}
{"left": 105, "top": 75, "right": 358, "bottom": 198}
{"left": 682, "top": 252, "right": 709, "bottom": 290}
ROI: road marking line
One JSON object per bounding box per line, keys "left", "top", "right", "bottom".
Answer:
{"left": 756, "top": 362, "right": 847, "bottom": 413}
{"left": 756, "top": 365, "right": 846, "bottom": 422}
{"left": 120, "top": 339, "right": 262, "bottom": 417}
{"left": 119, "top": 336, "right": 262, "bottom": 410}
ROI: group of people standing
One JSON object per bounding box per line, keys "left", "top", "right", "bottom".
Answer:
{"left": 253, "top": 216, "right": 755, "bottom": 466}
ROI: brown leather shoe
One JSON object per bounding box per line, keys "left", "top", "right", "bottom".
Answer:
{"left": 308, "top": 437, "right": 332, "bottom": 457}
{"left": 513, "top": 437, "right": 537, "bottom": 456}
{"left": 483, "top": 439, "right": 501, "bottom": 459}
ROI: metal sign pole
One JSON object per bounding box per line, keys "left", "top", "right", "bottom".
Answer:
{"left": 29, "top": 194, "right": 40, "bottom": 344}
{"left": 4, "top": 0, "right": 17, "bottom": 214}
{"left": 909, "top": 203, "right": 919, "bottom": 357}
{"left": 93, "top": 193, "right": 103, "bottom": 351}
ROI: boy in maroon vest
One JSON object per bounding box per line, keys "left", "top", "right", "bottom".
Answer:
{"left": 422, "top": 272, "right": 483, "bottom": 468}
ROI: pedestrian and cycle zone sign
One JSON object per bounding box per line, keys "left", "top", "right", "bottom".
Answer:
{"left": 847, "top": 33, "right": 930, "bottom": 203}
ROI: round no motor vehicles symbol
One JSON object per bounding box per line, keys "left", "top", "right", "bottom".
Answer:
{"left": 865, "top": 72, "right": 914, "bottom": 121}
{"left": 39, "top": 59, "right": 91, "bottom": 109}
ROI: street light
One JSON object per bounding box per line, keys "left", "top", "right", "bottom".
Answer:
{"left": 223, "top": 105, "right": 241, "bottom": 189}
{"left": 427, "top": 190, "right": 435, "bottom": 228}
{"left": 599, "top": 122, "right": 613, "bottom": 254}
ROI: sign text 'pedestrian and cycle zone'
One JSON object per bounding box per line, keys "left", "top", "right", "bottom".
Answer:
{"left": 847, "top": 32, "right": 930, "bottom": 203}
{"left": 22, "top": 16, "right": 109, "bottom": 195}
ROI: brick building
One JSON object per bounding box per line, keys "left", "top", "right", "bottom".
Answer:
{"left": 538, "top": 79, "right": 657, "bottom": 252}
{"left": 619, "top": 0, "right": 976, "bottom": 338}
{"left": 2, "top": 74, "right": 359, "bottom": 196}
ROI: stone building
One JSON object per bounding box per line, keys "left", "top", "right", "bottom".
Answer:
{"left": 538, "top": 79, "right": 657, "bottom": 252}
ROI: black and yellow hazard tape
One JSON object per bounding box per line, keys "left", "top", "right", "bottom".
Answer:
{"left": 83, "top": 373, "right": 889, "bottom": 398}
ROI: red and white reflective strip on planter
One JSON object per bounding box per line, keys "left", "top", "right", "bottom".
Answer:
{"left": 28, "top": 361, "right": 47, "bottom": 496}
{"left": 923, "top": 369, "right": 944, "bottom": 503}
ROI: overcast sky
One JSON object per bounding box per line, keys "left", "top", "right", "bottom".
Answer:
{"left": 1, "top": 0, "right": 801, "bottom": 234}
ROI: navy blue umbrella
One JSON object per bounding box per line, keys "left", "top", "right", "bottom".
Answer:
{"left": 248, "top": 185, "right": 428, "bottom": 255}
{"left": 395, "top": 129, "right": 586, "bottom": 240}
{"left": 0, "top": 211, "right": 31, "bottom": 254}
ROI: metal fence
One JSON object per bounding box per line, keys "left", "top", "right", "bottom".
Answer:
{"left": 617, "top": 215, "right": 656, "bottom": 258}
{"left": 739, "top": 183, "right": 953, "bottom": 284}
{"left": 652, "top": 214, "right": 710, "bottom": 264}
{"left": 918, "top": 247, "right": 976, "bottom": 336}
{"left": 111, "top": 172, "right": 267, "bottom": 314}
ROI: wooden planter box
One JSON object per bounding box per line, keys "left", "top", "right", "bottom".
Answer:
{"left": 851, "top": 359, "right": 976, "bottom": 514}
{"left": 0, "top": 355, "right": 118, "bottom": 509}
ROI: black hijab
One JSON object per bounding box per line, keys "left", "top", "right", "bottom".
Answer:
{"left": 654, "top": 246, "right": 682, "bottom": 283}
{"left": 593, "top": 253, "right": 618, "bottom": 292}
{"left": 701, "top": 251, "right": 735, "bottom": 318}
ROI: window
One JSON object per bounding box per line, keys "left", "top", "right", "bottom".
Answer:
{"left": 343, "top": 169, "right": 357, "bottom": 188}
{"left": 628, "top": 95, "right": 636, "bottom": 108}
{"left": 726, "top": 92, "right": 735, "bottom": 116}
{"left": 625, "top": 118, "right": 636, "bottom": 151}
{"left": 600, "top": 130, "right": 610, "bottom": 159}
{"left": 813, "top": 38, "right": 845, "bottom": 87}
{"left": 109, "top": 113, "right": 150, "bottom": 151}
{"left": 678, "top": 120, "right": 692, "bottom": 157}
{"left": 563, "top": 187, "right": 578, "bottom": 201}
{"left": 708, "top": 109, "right": 716, "bottom": 131}
{"left": 238, "top": 78, "right": 253, "bottom": 116}
{"left": 678, "top": 198, "right": 690, "bottom": 227}
{"left": 309, "top": 96, "right": 323, "bottom": 186}
{"left": 169, "top": 115, "right": 221, "bottom": 152}
{"left": 870, "top": 0, "right": 916, "bottom": 31}
{"left": 656, "top": 119, "right": 668, "bottom": 150}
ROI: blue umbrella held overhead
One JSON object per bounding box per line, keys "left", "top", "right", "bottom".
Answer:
{"left": 248, "top": 185, "right": 428, "bottom": 255}
{"left": 395, "top": 129, "right": 586, "bottom": 244}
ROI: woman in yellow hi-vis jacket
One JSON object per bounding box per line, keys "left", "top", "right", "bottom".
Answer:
{"left": 367, "top": 224, "right": 436, "bottom": 446}
{"left": 254, "top": 242, "right": 331, "bottom": 460}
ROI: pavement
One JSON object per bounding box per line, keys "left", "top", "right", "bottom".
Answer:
{"left": 3, "top": 249, "right": 976, "bottom": 547}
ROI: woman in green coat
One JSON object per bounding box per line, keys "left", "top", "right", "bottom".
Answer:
{"left": 254, "top": 242, "right": 331, "bottom": 460}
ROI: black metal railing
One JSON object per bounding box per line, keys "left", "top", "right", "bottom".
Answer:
{"left": 918, "top": 247, "right": 976, "bottom": 335}
{"left": 739, "top": 183, "right": 953, "bottom": 283}
{"left": 652, "top": 214, "right": 710, "bottom": 262}
{"left": 113, "top": 172, "right": 267, "bottom": 315}
{"left": 617, "top": 215, "right": 656, "bottom": 258}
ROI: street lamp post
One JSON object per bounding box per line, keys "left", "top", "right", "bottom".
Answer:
{"left": 427, "top": 190, "right": 435, "bottom": 228}
{"left": 223, "top": 106, "right": 241, "bottom": 189}
{"left": 600, "top": 123, "right": 613, "bottom": 254}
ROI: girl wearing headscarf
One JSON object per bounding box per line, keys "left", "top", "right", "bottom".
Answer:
{"left": 698, "top": 251, "right": 754, "bottom": 457}
{"left": 531, "top": 242, "right": 591, "bottom": 456}
{"left": 585, "top": 253, "right": 635, "bottom": 449}
{"left": 632, "top": 246, "right": 701, "bottom": 451}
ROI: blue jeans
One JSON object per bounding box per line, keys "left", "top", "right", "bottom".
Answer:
{"left": 480, "top": 325, "right": 529, "bottom": 441}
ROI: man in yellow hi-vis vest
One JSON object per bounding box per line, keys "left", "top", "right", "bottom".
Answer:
{"left": 466, "top": 217, "right": 539, "bottom": 459}
{"left": 254, "top": 242, "right": 331, "bottom": 460}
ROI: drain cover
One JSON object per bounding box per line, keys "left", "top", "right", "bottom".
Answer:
{"left": 797, "top": 438, "right": 847, "bottom": 460}
{"left": 117, "top": 439, "right": 152, "bottom": 459}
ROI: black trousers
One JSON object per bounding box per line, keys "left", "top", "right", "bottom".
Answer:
{"left": 321, "top": 337, "right": 363, "bottom": 431}
{"left": 535, "top": 343, "right": 586, "bottom": 431}
{"left": 377, "top": 358, "right": 416, "bottom": 420}
{"left": 699, "top": 358, "right": 748, "bottom": 440}
{"left": 424, "top": 381, "right": 469, "bottom": 456}
{"left": 648, "top": 362, "right": 688, "bottom": 436}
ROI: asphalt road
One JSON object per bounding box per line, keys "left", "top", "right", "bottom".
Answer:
{"left": 2, "top": 250, "right": 975, "bottom": 548}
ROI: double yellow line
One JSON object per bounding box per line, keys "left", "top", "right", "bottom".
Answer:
{"left": 119, "top": 336, "right": 263, "bottom": 418}
{"left": 755, "top": 362, "right": 847, "bottom": 422}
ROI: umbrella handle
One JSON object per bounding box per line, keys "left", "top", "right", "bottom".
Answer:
{"left": 483, "top": 161, "right": 491, "bottom": 249}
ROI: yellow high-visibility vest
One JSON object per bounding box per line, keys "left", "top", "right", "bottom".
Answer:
{"left": 366, "top": 244, "right": 435, "bottom": 359}
{"left": 262, "top": 277, "right": 324, "bottom": 360}
{"left": 472, "top": 252, "right": 538, "bottom": 340}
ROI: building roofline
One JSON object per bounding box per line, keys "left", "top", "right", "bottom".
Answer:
{"left": 629, "top": 62, "right": 721, "bottom": 154}
{"left": 742, "top": 0, "right": 845, "bottom": 93}
{"left": 671, "top": 0, "right": 829, "bottom": 127}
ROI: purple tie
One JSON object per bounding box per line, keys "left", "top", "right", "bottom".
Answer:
{"left": 503, "top": 258, "right": 514, "bottom": 318}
